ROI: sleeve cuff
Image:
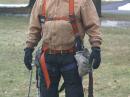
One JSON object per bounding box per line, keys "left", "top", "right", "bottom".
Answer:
{"left": 26, "top": 42, "right": 36, "bottom": 49}
{"left": 91, "top": 41, "right": 101, "bottom": 47}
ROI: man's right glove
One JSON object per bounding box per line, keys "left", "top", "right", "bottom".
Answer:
{"left": 89, "top": 47, "right": 101, "bottom": 69}
{"left": 24, "top": 48, "right": 34, "bottom": 70}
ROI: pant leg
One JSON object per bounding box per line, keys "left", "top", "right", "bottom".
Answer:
{"left": 61, "top": 64, "right": 84, "bottom": 97}
{"left": 59, "top": 53, "right": 84, "bottom": 97}
{"left": 39, "top": 54, "right": 61, "bottom": 97}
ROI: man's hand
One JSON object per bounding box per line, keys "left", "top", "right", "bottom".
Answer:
{"left": 89, "top": 47, "right": 101, "bottom": 69}
{"left": 24, "top": 48, "right": 34, "bottom": 70}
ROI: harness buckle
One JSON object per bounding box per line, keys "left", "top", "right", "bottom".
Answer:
{"left": 39, "top": 15, "right": 46, "bottom": 24}
{"left": 69, "top": 15, "right": 76, "bottom": 23}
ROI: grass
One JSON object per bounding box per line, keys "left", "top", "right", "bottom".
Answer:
{"left": 0, "top": 0, "right": 28, "bottom": 4}
{"left": 0, "top": 15, "right": 31, "bottom": 97}
{"left": 0, "top": 15, "right": 130, "bottom": 97}
{"left": 102, "top": 13, "right": 130, "bottom": 21}
{"left": 84, "top": 27, "right": 130, "bottom": 97}
{"left": 102, "top": 1, "right": 119, "bottom": 5}
{"left": 94, "top": 27, "right": 130, "bottom": 97}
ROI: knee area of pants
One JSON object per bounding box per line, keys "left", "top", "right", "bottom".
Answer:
{"left": 65, "top": 79, "right": 82, "bottom": 87}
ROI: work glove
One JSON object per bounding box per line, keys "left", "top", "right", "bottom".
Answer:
{"left": 89, "top": 47, "right": 101, "bottom": 69}
{"left": 24, "top": 47, "right": 34, "bottom": 70}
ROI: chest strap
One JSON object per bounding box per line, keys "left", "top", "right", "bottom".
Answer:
{"left": 41, "top": 0, "right": 79, "bottom": 34}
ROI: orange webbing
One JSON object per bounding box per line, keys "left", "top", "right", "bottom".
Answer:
{"left": 69, "top": 0, "right": 79, "bottom": 34}
{"left": 71, "top": 23, "right": 79, "bottom": 33}
{"left": 46, "top": 16, "right": 69, "bottom": 21}
{"left": 40, "top": 47, "right": 51, "bottom": 89}
{"left": 42, "top": 0, "right": 75, "bottom": 20}
{"left": 42, "top": 0, "right": 46, "bottom": 16}
{"left": 69, "top": 0, "right": 74, "bottom": 15}
{"left": 42, "top": 0, "right": 79, "bottom": 33}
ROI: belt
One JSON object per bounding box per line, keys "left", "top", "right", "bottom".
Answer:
{"left": 46, "top": 48, "right": 75, "bottom": 54}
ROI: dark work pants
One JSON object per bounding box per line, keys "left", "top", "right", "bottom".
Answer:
{"left": 39, "top": 53, "right": 84, "bottom": 97}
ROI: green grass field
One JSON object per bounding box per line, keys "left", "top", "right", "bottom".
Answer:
{"left": 0, "top": 0, "right": 28, "bottom": 4}
{"left": 102, "top": 13, "right": 130, "bottom": 21}
{"left": 0, "top": 15, "right": 130, "bottom": 97}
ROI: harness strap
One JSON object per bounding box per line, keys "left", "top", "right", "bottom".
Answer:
{"left": 69, "top": 0, "right": 79, "bottom": 34}
{"left": 42, "top": 0, "right": 79, "bottom": 34}
{"left": 69, "top": 17, "right": 79, "bottom": 34}
{"left": 42, "top": 0, "right": 74, "bottom": 16}
{"left": 42, "top": 0, "right": 46, "bottom": 16}
{"left": 46, "top": 16, "right": 69, "bottom": 21}
{"left": 40, "top": 47, "right": 51, "bottom": 89}
{"left": 69, "top": 0, "right": 74, "bottom": 15}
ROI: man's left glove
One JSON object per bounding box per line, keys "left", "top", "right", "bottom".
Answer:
{"left": 89, "top": 47, "right": 101, "bottom": 69}
{"left": 24, "top": 47, "right": 34, "bottom": 70}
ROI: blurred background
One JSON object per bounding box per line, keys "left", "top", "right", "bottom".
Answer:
{"left": 0, "top": 0, "right": 130, "bottom": 97}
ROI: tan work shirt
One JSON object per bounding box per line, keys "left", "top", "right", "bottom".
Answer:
{"left": 26, "top": 0, "right": 102, "bottom": 50}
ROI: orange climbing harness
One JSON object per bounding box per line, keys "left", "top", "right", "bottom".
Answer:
{"left": 39, "top": 0, "right": 79, "bottom": 89}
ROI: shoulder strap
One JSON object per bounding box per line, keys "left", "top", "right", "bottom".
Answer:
{"left": 42, "top": 0, "right": 79, "bottom": 34}
{"left": 42, "top": 0, "right": 46, "bottom": 16}
{"left": 42, "top": 0, "right": 74, "bottom": 17}
{"left": 69, "top": 0, "right": 79, "bottom": 34}
{"left": 69, "top": 0, "right": 74, "bottom": 15}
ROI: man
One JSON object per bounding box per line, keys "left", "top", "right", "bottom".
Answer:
{"left": 24, "top": 0, "right": 102, "bottom": 97}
